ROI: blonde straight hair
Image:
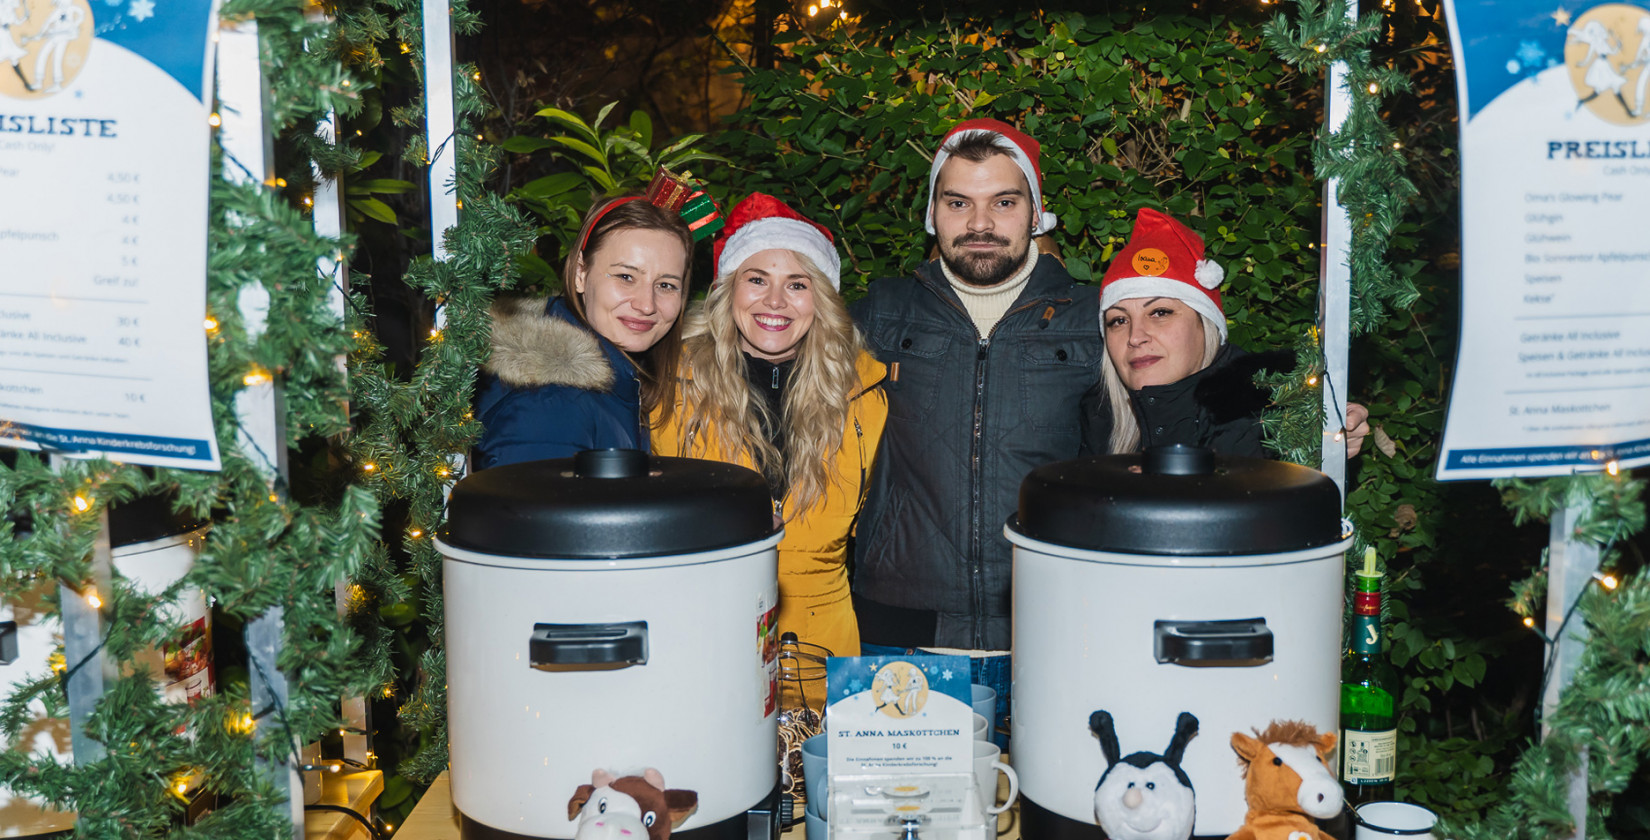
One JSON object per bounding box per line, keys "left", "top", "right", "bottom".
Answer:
{"left": 1101, "top": 312, "right": 1224, "bottom": 454}
{"left": 672, "top": 252, "right": 865, "bottom": 518}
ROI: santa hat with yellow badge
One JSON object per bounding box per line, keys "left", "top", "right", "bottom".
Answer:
{"left": 1099, "top": 208, "right": 1227, "bottom": 340}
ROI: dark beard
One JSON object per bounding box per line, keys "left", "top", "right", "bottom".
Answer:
{"left": 940, "top": 234, "right": 1028, "bottom": 287}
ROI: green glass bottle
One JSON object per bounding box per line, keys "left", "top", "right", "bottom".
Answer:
{"left": 1340, "top": 547, "right": 1397, "bottom": 804}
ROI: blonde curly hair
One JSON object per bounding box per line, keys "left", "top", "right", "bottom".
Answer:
{"left": 668, "top": 252, "right": 865, "bottom": 518}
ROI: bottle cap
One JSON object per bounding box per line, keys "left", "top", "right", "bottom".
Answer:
{"left": 1354, "top": 546, "right": 1381, "bottom": 614}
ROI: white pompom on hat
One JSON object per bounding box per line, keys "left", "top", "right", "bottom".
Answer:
{"left": 1099, "top": 208, "right": 1228, "bottom": 340}
{"left": 713, "top": 193, "right": 841, "bottom": 290}
{"left": 924, "top": 118, "right": 1058, "bottom": 236}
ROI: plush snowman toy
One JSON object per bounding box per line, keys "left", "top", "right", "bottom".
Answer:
{"left": 1089, "top": 711, "right": 1199, "bottom": 840}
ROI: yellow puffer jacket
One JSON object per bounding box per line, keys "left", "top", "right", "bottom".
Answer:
{"left": 652, "top": 350, "right": 887, "bottom": 665}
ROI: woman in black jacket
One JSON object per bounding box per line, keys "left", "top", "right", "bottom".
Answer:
{"left": 1082, "top": 208, "right": 1365, "bottom": 458}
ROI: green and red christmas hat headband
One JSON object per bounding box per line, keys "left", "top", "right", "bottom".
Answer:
{"left": 579, "top": 167, "right": 725, "bottom": 251}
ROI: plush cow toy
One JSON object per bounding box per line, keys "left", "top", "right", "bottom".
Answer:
{"left": 1089, "top": 710, "right": 1199, "bottom": 840}
{"left": 1225, "top": 721, "right": 1343, "bottom": 840}
{"left": 566, "top": 768, "right": 698, "bottom": 840}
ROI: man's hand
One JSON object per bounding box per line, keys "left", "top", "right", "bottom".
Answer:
{"left": 1344, "top": 402, "right": 1370, "bottom": 458}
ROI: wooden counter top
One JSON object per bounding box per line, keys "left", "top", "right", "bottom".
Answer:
{"left": 395, "top": 772, "right": 1022, "bottom": 839}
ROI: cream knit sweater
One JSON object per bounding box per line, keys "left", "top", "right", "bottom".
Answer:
{"left": 939, "top": 240, "right": 1040, "bottom": 338}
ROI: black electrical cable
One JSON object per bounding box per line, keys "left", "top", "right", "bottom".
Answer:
{"left": 1531, "top": 545, "right": 1613, "bottom": 738}
{"left": 304, "top": 803, "right": 383, "bottom": 839}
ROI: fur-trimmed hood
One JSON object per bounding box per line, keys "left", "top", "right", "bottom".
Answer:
{"left": 485, "top": 297, "right": 617, "bottom": 392}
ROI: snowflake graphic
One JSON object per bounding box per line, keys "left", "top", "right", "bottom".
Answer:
{"left": 940, "top": 668, "right": 954, "bottom": 682}
{"left": 1516, "top": 40, "right": 1547, "bottom": 70}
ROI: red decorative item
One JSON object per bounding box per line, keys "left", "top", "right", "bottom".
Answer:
{"left": 645, "top": 166, "right": 694, "bottom": 211}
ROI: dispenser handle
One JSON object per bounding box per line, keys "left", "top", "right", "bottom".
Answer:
{"left": 530, "top": 621, "right": 648, "bottom": 668}
{"left": 1154, "top": 618, "right": 1273, "bottom": 666}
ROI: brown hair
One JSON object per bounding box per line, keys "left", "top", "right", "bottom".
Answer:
{"left": 562, "top": 194, "right": 695, "bottom": 417}
{"left": 943, "top": 130, "right": 1014, "bottom": 164}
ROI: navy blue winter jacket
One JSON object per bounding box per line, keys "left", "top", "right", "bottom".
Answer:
{"left": 473, "top": 297, "right": 647, "bottom": 470}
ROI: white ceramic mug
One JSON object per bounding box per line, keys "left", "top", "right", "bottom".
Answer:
{"left": 972, "top": 712, "right": 989, "bottom": 741}
{"left": 801, "top": 734, "right": 828, "bottom": 819}
{"left": 970, "top": 683, "right": 997, "bottom": 724}
{"left": 972, "top": 740, "right": 1019, "bottom": 815}
{"left": 1354, "top": 801, "right": 1437, "bottom": 840}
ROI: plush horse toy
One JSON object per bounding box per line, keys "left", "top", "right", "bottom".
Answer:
{"left": 1226, "top": 721, "right": 1342, "bottom": 840}
{"left": 567, "top": 768, "right": 698, "bottom": 840}
{"left": 1089, "top": 710, "right": 1199, "bottom": 840}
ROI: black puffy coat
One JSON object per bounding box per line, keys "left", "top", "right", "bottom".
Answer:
{"left": 849, "top": 255, "right": 1103, "bottom": 650}
{"left": 1079, "top": 344, "right": 1293, "bottom": 458}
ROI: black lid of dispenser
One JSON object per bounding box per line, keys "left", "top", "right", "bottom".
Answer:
{"left": 441, "top": 450, "right": 778, "bottom": 559}
{"left": 1010, "top": 445, "right": 1343, "bottom": 556}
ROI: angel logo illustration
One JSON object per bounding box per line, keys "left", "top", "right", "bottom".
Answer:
{"left": 871, "top": 661, "right": 929, "bottom": 720}
{"left": 1631, "top": 15, "right": 1650, "bottom": 117}
{"left": 30, "top": 0, "right": 83, "bottom": 91}
{"left": 0, "top": 0, "right": 91, "bottom": 100}
{"left": 0, "top": 0, "right": 27, "bottom": 86}
{"left": 1565, "top": 5, "right": 1650, "bottom": 125}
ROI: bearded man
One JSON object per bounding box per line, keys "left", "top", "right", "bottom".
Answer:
{"left": 849, "top": 119, "right": 1103, "bottom": 744}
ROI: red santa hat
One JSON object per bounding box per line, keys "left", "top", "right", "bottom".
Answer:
{"left": 924, "top": 118, "right": 1058, "bottom": 237}
{"left": 1099, "top": 208, "right": 1227, "bottom": 340}
{"left": 713, "top": 193, "right": 841, "bottom": 289}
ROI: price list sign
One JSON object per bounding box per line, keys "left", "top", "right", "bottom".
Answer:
{"left": 0, "top": 0, "right": 221, "bottom": 470}
{"left": 1439, "top": 0, "right": 1650, "bottom": 480}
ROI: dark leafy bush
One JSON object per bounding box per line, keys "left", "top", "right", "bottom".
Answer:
{"left": 714, "top": 10, "right": 1320, "bottom": 355}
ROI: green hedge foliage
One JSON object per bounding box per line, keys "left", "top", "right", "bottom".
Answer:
{"left": 714, "top": 9, "right": 1321, "bottom": 352}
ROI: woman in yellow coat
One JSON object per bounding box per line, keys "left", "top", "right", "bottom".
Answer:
{"left": 652, "top": 193, "right": 886, "bottom": 670}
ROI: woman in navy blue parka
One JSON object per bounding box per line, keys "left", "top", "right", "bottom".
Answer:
{"left": 473, "top": 196, "right": 694, "bottom": 470}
